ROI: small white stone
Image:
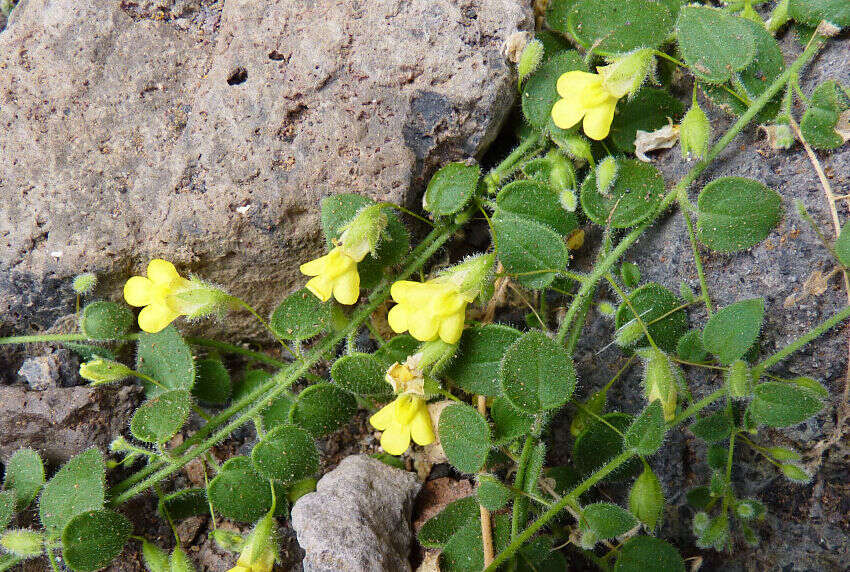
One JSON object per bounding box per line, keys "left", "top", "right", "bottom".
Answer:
{"left": 235, "top": 204, "right": 251, "bottom": 214}
{"left": 50, "top": 250, "right": 63, "bottom": 258}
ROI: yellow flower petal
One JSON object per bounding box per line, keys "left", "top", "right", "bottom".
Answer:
{"left": 146, "top": 259, "right": 181, "bottom": 286}
{"left": 370, "top": 401, "right": 396, "bottom": 430}
{"left": 123, "top": 276, "right": 155, "bottom": 307}
{"left": 551, "top": 97, "right": 585, "bottom": 130}
{"left": 390, "top": 280, "right": 420, "bottom": 303}
{"left": 408, "top": 310, "right": 440, "bottom": 342}
{"left": 380, "top": 420, "right": 411, "bottom": 455}
{"left": 305, "top": 275, "right": 334, "bottom": 302}
{"left": 332, "top": 268, "right": 360, "bottom": 305}
{"left": 299, "top": 252, "right": 330, "bottom": 277}
{"left": 438, "top": 310, "right": 466, "bottom": 344}
{"left": 410, "top": 407, "right": 435, "bottom": 446}
{"left": 583, "top": 96, "right": 618, "bottom": 140}
{"left": 387, "top": 304, "right": 410, "bottom": 334}
{"left": 137, "top": 302, "right": 180, "bottom": 333}
{"left": 556, "top": 70, "right": 599, "bottom": 98}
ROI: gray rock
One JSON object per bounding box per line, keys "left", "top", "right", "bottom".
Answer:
{"left": 291, "top": 454, "right": 422, "bottom": 572}
{"left": 0, "top": 0, "right": 531, "bottom": 376}
{"left": 16, "top": 348, "right": 79, "bottom": 390}
{"left": 0, "top": 385, "right": 142, "bottom": 463}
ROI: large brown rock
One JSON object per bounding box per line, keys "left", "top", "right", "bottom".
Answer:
{"left": 0, "top": 0, "right": 531, "bottom": 348}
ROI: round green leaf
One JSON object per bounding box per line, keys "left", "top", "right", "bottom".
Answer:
{"left": 191, "top": 358, "right": 231, "bottom": 404}
{"left": 580, "top": 159, "right": 665, "bottom": 229}
{"left": 624, "top": 401, "right": 665, "bottom": 455}
{"left": 136, "top": 325, "right": 195, "bottom": 397}
{"left": 270, "top": 287, "right": 332, "bottom": 341}
{"left": 445, "top": 325, "right": 522, "bottom": 396}
{"left": 702, "top": 298, "right": 764, "bottom": 365}
{"left": 39, "top": 449, "right": 105, "bottom": 538}
{"left": 251, "top": 425, "right": 319, "bottom": 485}
{"left": 615, "top": 283, "right": 688, "bottom": 353}
{"left": 615, "top": 536, "right": 685, "bottom": 572}
{"left": 438, "top": 404, "right": 492, "bottom": 474}
{"left": 835, "top": 221, "right": 850, "bottom": 267}
{"left": 574, "top": 413, "right": 641, "bottom": 481}
{"left": 417, "top": 496, "right": 479, "bottom": 549}
{"left": 676, "top": 6, "right": 755, "bottom": 83}
{"left": 208, "top": 457, "right": 281, "bottom": 522}
{"left": 130, "top": 389, "right": 192, "bottom": 444}
{"left": 158, "top": 488, "right": 208, "bottom": 521}
{"left": 500, "top": 330, "right": 576, "bottom": 413}
{"left": 491, "top": 397, "right": 534, "bottom": 445}
{"left": 697, "top": 177, "right": 782, "bottom": 252}
{"left": 373, "top": 335, "right": 419, "bottom": 367}
{"left": 62, "top": 509, "right": 131, "bottom": 572}
{"left": 289, "top": 383, "right": 357, "bottom": 437}
{"left": 690, "top": 411, "right": 733, "bottom": 442}
{"left": 789, "top": 0, "right": 850, "bottom": 27}
{"left": 3, "top": 448, "right": 45, "bottom": 511}
{"left": 495, "top": 180, "right": 578, "bottom": 236}
{"left": 568, "top": 0, "right": 674, "bottom": 54}
{"left": 0, "top": 491, "right": 15, "bottom": 531}
{"left": 583, "top": 502, "right": 638, "bottom": 539}
{"left": 521, "top": 51, "right": 585, "bottom": 130}
{"left": 331, "top": 352, "right": 392, "bottom": 397}
{"left": 80, "top": 301, "right": 133, "bottom": 340}
{"left": 546, "top": 0, "right": 579, "bottom": 36}
{"left": 476, "top": 475, "right": 512, "bottom": 511}
{"left": 749, "top": 382, "right": 824, "bottom": 427}
{"left": 492, "top": 212, "right": 568, "bottom": 290}
{"left": 800, "top": 81, "right": 850, "bottom": 150}
{"left": 676, "top": 329, "right": 708, "bottom": 362}
{"left": 424, "top": 162, "right": 480, "bottom": 216}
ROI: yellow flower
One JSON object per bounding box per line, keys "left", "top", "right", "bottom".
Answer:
{"left": 387, "top": 280, "right": 468, "bottom": 344}
{"left": 228, "top": 514, "right": 276, "bottom": 572}
{"left": 123, "top": 259, "right": 193, "bottom": 333}
{"left": 299, "top": 246, "right": 360, "bottom": 305}
{"left": 385, "top": 354, "right": 425, "bottom": 395}
{"left": 369, "top": 393, "right": 435, "bottom": 455}
{"left": 551, "top": 70, "right": 621, "bottom": 140}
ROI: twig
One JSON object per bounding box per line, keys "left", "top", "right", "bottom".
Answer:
{"left": 477, "top": 395, "right": 495, "bottom": 567}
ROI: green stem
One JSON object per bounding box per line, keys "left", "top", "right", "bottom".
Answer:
{"left": 555, "top": 35, "right": 825, "bottom": 348}
{"left": 108, "top": 218, "right": 462, "bottom": 506}
{"left": 185, "top": 337, "right": 288, "bottom": 368}
{"left": 680, "top": 206, "right": 713, "bottom": 314}
{"left": 0, "top": 333, "right": 96, "bottom": 344}
{"left": 511, "top": 435, "right": 535, "bottom": 540}
{"left": 485, "top": 133, "right": 543, "bottom": 193}
{"left": 669, "top": 388, "right": 725, "bottom": 426}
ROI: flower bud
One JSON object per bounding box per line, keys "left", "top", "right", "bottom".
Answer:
{"left": 595, "top": 156, "right": 619, "bottom": 197}
{"left": 0, "top": 529, "right": 43, "bottom": 558}
{"left": 338, "top": 204, "right": 388, "bottom": 262}
{"left": 79, "top": 358, "right": 133, "bottom": 385}
{"left": 692, "top": 511, "right": 710, "bottom": 535}
{"left": 229, "top": 513, "right": 278, "bottom": 572}
{"left": 597, "top": 48, "right": 655, "bottom": 99}
{"left": 170, "top": 548, "right": 197, "bottom": 572}
{"left": 579, "top": 528, "right": 599, "bottom": 550}
{"left": 517, "top": 38, "right": 544, "bottom": 88}
{"left": 761, "top": 122, "right": 795, "bottom": 149}
{"left": 547, "top": 150, "right": 576, "bottom": 193}
{"left": 141, "top": 539, "right": 170, "bottom": 572}
{"left": 211, "top": 529, "right": 245, "bottom": 553}
{"left": 726, "top": 360, "right": 752, "bottom": 398}
{"left": 629, "top": 465, "right": 664, "bottom": 530}
{"left": 680, "top": 101, "right": 711, "bottom": 160}
{"left": 597, "top": 301, "right": 616, "bottom": 317}
{"left": 110, "top": 436, "right": 132, "bottom": 452}
{"left": 72, "top": 272, "right": 97, "bottom": 295}
{"left": 437, "top": 253, "right": 495, "bottom": 302}
{"left": 170, "top": 280, "right": 235, "bottom": 319}
{"left": 614, "top": 318, "right": 644, "bottom": 348}
{"left": 640, "top": 348, "right": 678, "bottom": 421}
{"left": 554, "top": 134, "right": 593, "bottom": 165}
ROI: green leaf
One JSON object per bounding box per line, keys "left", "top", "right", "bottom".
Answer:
{"left": 39, "top": 449, "right": 105, "bottom": 538}
{"left": 835, "top": 221, "right": 850, "bottom": 267}
{"left": 615, "top": 536, "right": 685, "bottom": 572}
{"left": 582, "top": 503, "right": 637, "bottom": 539}
{"left": 787, "top": 376, "right": 829, "bottom": 399}
{"left": 521, "top": 51, "right": 585, "bottom": 130}
{"left": 0, "top": 491, "right": 15, "bottom": 531}
{"left": 568, "top": 0, "right": 674, "bottom": 54}
{"left": 609, "top": 89, "right": 685, "bottom": 153}
{"left": 574, "top": 413, "right": 641, "bottom": 481}
{"left": 270, "top": 288, "right": 332, "bottom": 341}
{"left": 289, "top": 383, "right": 357, "bottom": 437}
{"left": 676, "top": 7, "right": 755, "bottom": 83}
{"left": 500, "top": 330, "right": 576, "bottom": 413}
{"left": 701, "top": 20, "right": 785, "bottom": 123}
{"left": 789, "top": 0, "right": 850, "bottom": 28}
{"left": 620, "top": 262, "right": 641, "bottom": 289}
{"left": 331, "top": 353, "right": 392, "bottom": 397}
{"left": 625, "top": 401, "right": 665, "bottom": 455}
{"left": 62, "top": 509, "right": 131, "bottom": 572}
{"left": 629, "top": 466, "right": 664, "bottom": 530}
{"left": 445, "top": 325, "right": 522, "bottom": 396}
{"left": 686, "top": 486, "right": 712, "bottom": 509}
{"left": 231, "top": 370, "right": 294, "bottom": 430}
{"left": 676, "top": 329, "right": 708, "bottom": 362}
{"left": 130, "top": 389, "right": 192, "bottom": 444}
{"left": 80, "top": 301, "right": 133, "bottom": 340}
{"left": 251, "top": 425, "right": 319, "bottom": 485}
{"left": 697, "top": 177, "right": 782, "bottom": 252}
{"left": 800, "top": 80, "right": 850, "bottom": 150}
{"left": 580, "top": 159, "right": 666, "bottom": 229}
{"left": 191, "top": 358, "right": 231, "bottom": 405}
{"left": 690, "top": 411, "right": 733, "bottom": 442}
{"left": 424, "top": 163, "right": 480, "bottom": 216}
{"left": 492, "top": 212, "right": 568, "bottom": 289}
{"left": 615, "top": 283, "right": 688, "bottom": 353}
{"left": 418, "top": 496, "right": 479, "bottom": 548}
{"left": 208, "top": 457, "right": 282, "bottom": 522}
{"left": 3, "top": 448, "right": 44, "bottom": 511}
{"left": 780, "top": 463, "right": 811, "bottom": 483}
{"left": 136, "top": 325, "right": 195, "bottom": 397}
{"left": 476, "top": 475, "right": 512, "bottom": 512}
{"left": 702, "top": 298, "right": 764, "bottom": 365}
{"left": 749, "top": 382, "right": 824, "bottom": 427}
{"left": 373, "top": 335, "right": 420, "bottom": 367}
{"left": 545, "top": 0, "right": 580, "bottom": 36}
{"left": 158, "top": 488, "right": 207, "bottom": 521}
{"left": 438, "top": 404, "right": 492, "bottom": 474}
{"left": 491, "top": 397, "right": 534, "bottom": 444}
{"left": 495, "top": 180, "right": 578, "bottom": 236}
